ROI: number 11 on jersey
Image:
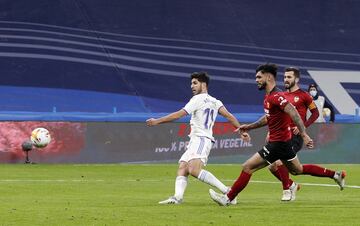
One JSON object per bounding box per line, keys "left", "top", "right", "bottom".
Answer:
{"left": 204, "top": 108, "right": 214, "bottom": 129}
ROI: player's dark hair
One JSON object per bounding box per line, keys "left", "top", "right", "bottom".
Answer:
{"left": 191, "top": 72, "right": 210, "bottom": 86}
{"left": 256, "top": 63, "right": 278, "bottom": 78}
{"left": 285, "top": 67, "right": 300, "bottom": 78}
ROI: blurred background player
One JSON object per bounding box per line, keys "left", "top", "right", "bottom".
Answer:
{"left": 146, "top": 72, "right": 249, "bottom": 204}
{"left": 209, "top": 63, "right": 346, "bottom": 206}
{"left": 307, "top": 84, "right": 335, "bottom": 123}
{"left": 268, "top": 67, "right": 319, "bottom": 201}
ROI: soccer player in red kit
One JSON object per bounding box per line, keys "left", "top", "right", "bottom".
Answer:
{"left": 209, "top": 63, "right": 346, "bottom": 206}
{"left": 268, "top": 67, "right": 320, "bottom": 201}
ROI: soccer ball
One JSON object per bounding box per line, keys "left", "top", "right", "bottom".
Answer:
{"left": 322, "top": 108, "right": 331, "bottom": 117}
{"left": 30, "top": 128, "right": 51, "bottom": 148}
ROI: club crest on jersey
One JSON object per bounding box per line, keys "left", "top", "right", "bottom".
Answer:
{"left": 294, "top": 96, "right": 299, "bottom": 103}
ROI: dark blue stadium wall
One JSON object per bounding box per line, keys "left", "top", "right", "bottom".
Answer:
{"left": 1, "top": 0, "right": 360, "bottom": 114}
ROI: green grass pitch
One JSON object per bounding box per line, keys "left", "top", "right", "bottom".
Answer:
{"left": 0, "top": 164, "right": 359, "bottom": 226}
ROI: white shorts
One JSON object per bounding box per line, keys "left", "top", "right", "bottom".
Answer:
{"left": 179, "top": 136, "right": 213, "bottom": 165}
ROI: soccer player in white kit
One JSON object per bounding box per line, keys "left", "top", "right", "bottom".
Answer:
{"left": 146, "top": 72, "right": 249, "bottom": 204}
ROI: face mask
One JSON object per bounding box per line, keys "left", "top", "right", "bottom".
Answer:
{"left": 309, "top": 90, "right": 317, "bottom": 97}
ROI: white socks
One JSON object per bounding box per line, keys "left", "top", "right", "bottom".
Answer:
{"left": 174, "top": 176, "right": 188, "bottom": 200}
{"left": 174, "top": 170, "right": 228, "bottom": 200}
{"left": 197, "top": 169, "right": 228, "bottom": 194}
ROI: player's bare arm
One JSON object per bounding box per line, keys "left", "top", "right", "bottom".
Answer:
{"left": 244, "top": 114, "right": 267, "bottom": 131}
{"left": 284, "top": 103, "right": 314, "bottom": 148}
{"left": 146, "top": 109, "right": 187, "bottom": 126}
{"left": 218, "top": 106, "right": 251, "bottom": 142}
{"left": 284, "top": 103, "right": 305, "bottom": 134}
{"left": 218, "top": 106, "right": 241, "bottom": 128}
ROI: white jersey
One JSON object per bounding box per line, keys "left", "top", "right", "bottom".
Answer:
{"left": 183, "top": 93, "right": 223, "bottom": 141}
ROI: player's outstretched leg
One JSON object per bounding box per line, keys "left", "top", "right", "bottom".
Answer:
{"left": 301, "top": 165, "right": 346, "bottom": 190}
{"left": 209, "top": 189, "right": 230, "bottom": 206}
{"left": 209, "top": 170, "right": 252, "bottom": 206}
{"left": 207, "top": 188, "right": 238, "bottom": 206}
{"left": 333, "top": 170, "right": 346, "bottom": 190}
{"left": 226, "top": 187, "right": 237, "bottom": 205}
{"left": 197, "top": 169, "right": 237, "bottom": 205}
{"left": 198, "top": 169, "right": 228, "bottom": 193}
{"left": 209, "top": 153, "right": 266, "bottom": 206}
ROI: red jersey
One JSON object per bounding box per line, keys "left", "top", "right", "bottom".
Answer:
{"left": 264, "top": 87, "right": 292, "bottom": 142}
{"left": 283, "top": 89, "right": 316, "bottom": 127}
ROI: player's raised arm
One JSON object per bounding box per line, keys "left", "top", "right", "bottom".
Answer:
{"left": 218, "top": 106, "right": 241, "bottom": 128}
{"left": 242, "top": 114, "right": 267, "bottom": 131}
{"left": 146, "top": 109, "right": 187, "bottom": 126}
{"left": 218, "top": 106, "right": 250, "bottom": 141}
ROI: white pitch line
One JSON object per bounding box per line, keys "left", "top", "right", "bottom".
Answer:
{"left": 0, "top": 179, "right": 359, "bottom": 189}
{"left": 248, "top": 180, "right": 360, "bottom": 189}
{"left": 0, "top": 179, "right": 104, "bottom": 182}
{"left": 125, "top": 179, "right": 360, "bottom": 189}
